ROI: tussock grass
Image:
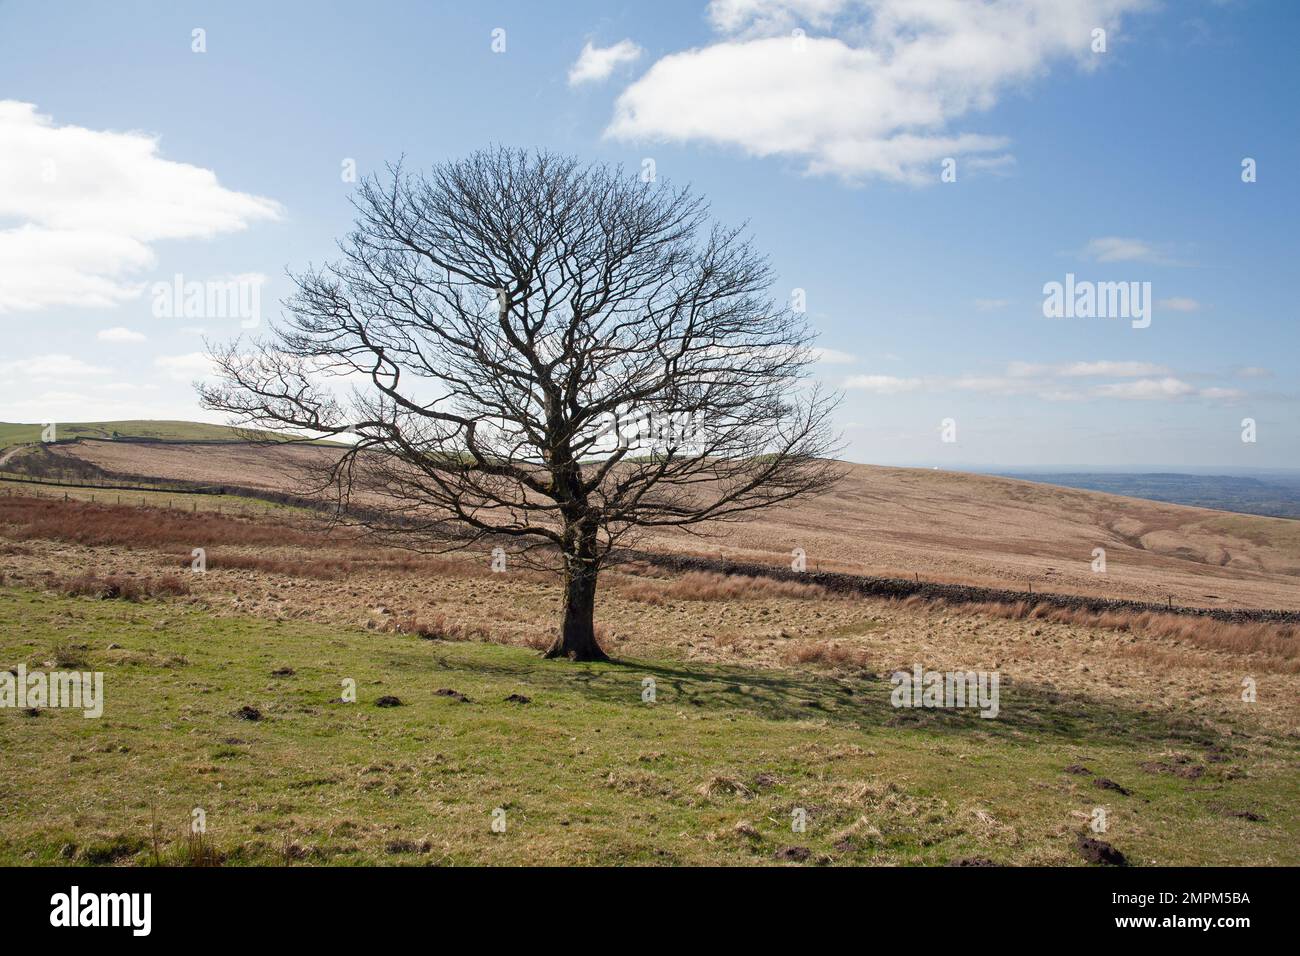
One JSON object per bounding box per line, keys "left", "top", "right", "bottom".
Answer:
{"left": 48, "top": 571, "right": 191, "bottom": 602}
{"left": 618, "top": 570, "right": 826, "bottom": 604}
{"left": 379, "top": 611, "right": 492, "bottom": 643}
{"left": 782, "top": 641, "right": 872, "bottom": 668}
{"left": 940, "top": 598, "right": 1299, "bottom": 667}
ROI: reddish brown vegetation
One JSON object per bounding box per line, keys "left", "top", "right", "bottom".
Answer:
{"left": 48, "top": 572, "right": 191, "bottom": 602}
{"left": 0, "top": 493, "right": 538, "bottom": 584}
{"left": 0, "top": 494, "right": 317, "bottom": 549}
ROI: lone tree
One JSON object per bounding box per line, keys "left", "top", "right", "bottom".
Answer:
{"left": 200, "top": 148, "right": 841, "bottom": 661}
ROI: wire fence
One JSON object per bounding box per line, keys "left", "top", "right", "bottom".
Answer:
{"left": 1, "top": 481, "right": 280, "bottom": 518}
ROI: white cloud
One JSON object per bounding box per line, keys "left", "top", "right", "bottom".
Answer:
{"left": 1006, "top": 360, "right": 1169, "bottom": 379}
{"left": 0, "top": 101, "right": 282, "bottom": 313}
{"left": 1093, "top": 377, "right": 1196, "bottom": 400}
{"left": 1235, "top": 366, "right": 1272, "bottom": 379}
{"left": 97, "top": 326, "right": 147, "bottom": 343}
{"left": 964, "top": 153, "right": 1017, "bottom": 176}
{"left": 568, "top": 40, "right": 643, "bottom": 86}
{"left": 1005, "top": 361, "right": 1049, "bottom": 378}
{"left": 606, "top": 0, "right": 1151, "bottom": 183}
{"left": 952, "top": 376, "right": 1023, "bottom": 394}
{"left": 709, "top": 0, "right": 848, "bottom": 34}
{"left": 1198, "top": 386, "right": 1244, "bottom": 400}
{"left": 0, "top": 390, "right": 201, "bottom": 424}
{"left": 0, "top": 353, "right": 110, "bottom": 381}
{"left": 1082, "top": 236, "right": 1175, "bottom": 265}
{"left": 154, "top": 352, "right": 216, "bottom": 383}
{"left": 844, "top": 373, "right": 923, "bottom": 393}
{"left": 810, "top": 346, "right": 857, "bottom": 364}
{"left": 1038, "top": 389, "right": 1088, "bottom": 402}
{"left": 850, "top": 361, "right": 1245, "bottom": 404}
{"left": 1059, "top": 360, "right": 1170, "bottom": 378}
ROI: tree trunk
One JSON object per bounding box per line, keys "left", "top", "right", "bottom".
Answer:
{"left": 545, "top": 536, "right": 608, "bottom": 662}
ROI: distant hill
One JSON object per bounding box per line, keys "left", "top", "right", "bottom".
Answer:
{"left": 997, "top": 472, "right": 1300, "bottom": 520}
{"left": 30, "top": 432, "right": 1300, "bottom": 611}
{"left": 0, "top": 420, "right": 342, "bottom": 451}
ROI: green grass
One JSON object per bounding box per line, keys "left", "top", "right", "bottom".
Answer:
{"left": 0, "top": 419, "right": 345, "bottom": 451}
{"left": 0, "top": 420, "right": 257, "bottom": 448}
{"left": 1, "top": 587, "right": 1294, "bottom": 866}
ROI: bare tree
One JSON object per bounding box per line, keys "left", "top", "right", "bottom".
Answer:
{"left": 200, "top": 148, "right": 842, "bottom": 661}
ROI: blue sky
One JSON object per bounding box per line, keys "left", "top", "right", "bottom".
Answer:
{"left": 1, "top": 0, "right": 1296, "bottom": 468}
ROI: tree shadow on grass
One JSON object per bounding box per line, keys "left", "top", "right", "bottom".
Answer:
{"left": 432, "top": 646, "right": 1237, "bottom": 754}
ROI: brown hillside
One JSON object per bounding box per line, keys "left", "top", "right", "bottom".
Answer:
{"left": 50, "top": 439, "right": 1300, "bottom": 610}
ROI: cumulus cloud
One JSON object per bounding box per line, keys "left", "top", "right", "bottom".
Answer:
{"left": 606, "top": 0, "right": 1150, "bottom": 183}
{"left": 709, "top": 0, "right": 848, "bottom": 34}
{"left": 0, "top": 101, "right": 282, "bottom": 313}
{"left": 568, "top": 40, "right": 643, "bottom": 86}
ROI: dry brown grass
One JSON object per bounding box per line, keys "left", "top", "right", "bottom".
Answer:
{"left": 782, "top": 641, "right": 873, "bottom": 668}
{"left": 0, "top": 494, "right": 318, "bottom": 549}
{"left": 379, "top": 611, "right": 493, "bottom": 642}
{"left": 177, "top": 550, "right": 478, "bottom": 582}
{"left": 617, "top": 569, "right": 826, "bottom": 604}
{"left": 52, "top": 440, "right": 1300, "bottom": 609}
{"left": 0, "top": 493, "right": 556, "bottom": 586}
{"left": 928, "top": 597, "right": 1299, "bottom": 666}
{"left": 47, "top": 571, "right": 191, "bottom": 602}
{"left": 183, "top": 552, "right": 356, "bottom": 580}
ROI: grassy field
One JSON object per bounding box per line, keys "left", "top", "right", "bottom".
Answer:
{"left": 0, "top": 477, "right": 307, "bottom": 517}
{"left": 2, "top": 586, "right": 1294, "bottom": 866}
{"left": 0, "top": 420, "right": 254, "bottom": 450}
